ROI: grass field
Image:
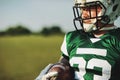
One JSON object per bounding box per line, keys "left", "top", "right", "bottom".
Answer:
{"left": 0, "top": 35, "right": 64, "bottom": 80}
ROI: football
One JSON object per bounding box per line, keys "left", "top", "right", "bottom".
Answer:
{"left": 48, "top": 64, "right": 74, "bottom": 80}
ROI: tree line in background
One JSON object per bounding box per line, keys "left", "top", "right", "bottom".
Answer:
{"left": 0, "top": 25, "right": 65, "bottom": 36}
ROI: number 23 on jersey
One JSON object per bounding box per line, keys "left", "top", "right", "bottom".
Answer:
{"left": 70, "top": 48, "right": 111, "bottom": 80}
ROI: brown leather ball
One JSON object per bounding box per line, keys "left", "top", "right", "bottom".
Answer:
{"left": 48, "top": 65, "right": 74, "bottom": 80}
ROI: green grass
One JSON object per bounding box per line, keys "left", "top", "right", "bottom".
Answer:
{"left": 0, "top": 35, "right": 64, "bottom": 80}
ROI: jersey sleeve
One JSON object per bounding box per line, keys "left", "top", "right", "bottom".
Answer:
{"left": 60, "top": 30, "right": 83, "bottom": 60}
{"left": 61, "top": 34, "right": 69, "bottom": 57}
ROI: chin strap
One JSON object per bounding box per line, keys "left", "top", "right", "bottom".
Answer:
{"left": 96, "top": 15, "right": 110, "bottom": 29}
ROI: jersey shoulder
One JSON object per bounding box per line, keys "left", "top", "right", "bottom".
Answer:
{"left": 66, "top": 29, "right": 86, "bottom": 41}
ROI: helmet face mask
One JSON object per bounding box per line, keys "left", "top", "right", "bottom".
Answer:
{"left": 73, "top": 0, "right": 120, "bottom": 32}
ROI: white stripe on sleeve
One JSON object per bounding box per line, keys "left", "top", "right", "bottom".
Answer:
{"left": 61, "top": 35, "right": 69, "bottom": 56}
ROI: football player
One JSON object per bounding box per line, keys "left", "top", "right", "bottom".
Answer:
{"left": 35, "top": 0, "right": 120, "bottom": 80}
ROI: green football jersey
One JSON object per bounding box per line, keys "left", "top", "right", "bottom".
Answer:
{"left": 61, "top": 28, "right": 120, "bottom": 80}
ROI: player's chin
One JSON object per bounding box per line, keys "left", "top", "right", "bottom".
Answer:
{"left": 48, "top": 65, "right": 75, "bottom": 80}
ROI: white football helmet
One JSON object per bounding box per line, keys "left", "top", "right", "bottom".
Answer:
{"left": 73, "top": 0, "right": 120, "bottom": 32}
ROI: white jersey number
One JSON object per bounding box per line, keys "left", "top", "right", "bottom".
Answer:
{"left": 70, "top": 48, "right": 111, "bottom": 80}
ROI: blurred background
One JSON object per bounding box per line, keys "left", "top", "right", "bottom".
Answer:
{"left": 0, "top": 0, "right": 120, "bottom": 80}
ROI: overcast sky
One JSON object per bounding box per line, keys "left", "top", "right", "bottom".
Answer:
{"left": 0, "top": 0, "right": 120, "bottom": 32}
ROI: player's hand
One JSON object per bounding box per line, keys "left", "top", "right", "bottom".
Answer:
{"left": 41, "top": 71, "right": 58, "bottom": 80}
{"left": 41, "top": 64, "right": 66, "bottom": 80}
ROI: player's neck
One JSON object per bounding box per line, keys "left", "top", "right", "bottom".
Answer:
{"left": 93, "top": 24, "right": 114, "bottom": 38}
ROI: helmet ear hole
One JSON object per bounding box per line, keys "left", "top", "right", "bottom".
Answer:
{"left": 111, "top": 0, "right": 115, "bottom": 3}
{"left": 113, "top": 4, "right": 118, "bottom": 12}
